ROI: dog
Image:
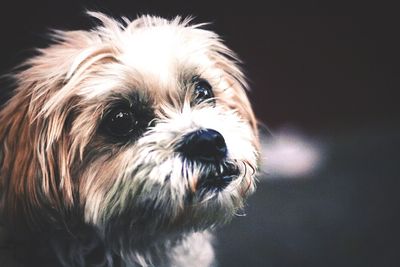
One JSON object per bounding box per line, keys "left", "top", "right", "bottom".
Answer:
{"left": 0, "top": 12, "right": 259, "bottom": 267}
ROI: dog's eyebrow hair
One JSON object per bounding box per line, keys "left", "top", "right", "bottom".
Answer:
{"left": 105, "top": 90, "right": 152, "bottom": 106}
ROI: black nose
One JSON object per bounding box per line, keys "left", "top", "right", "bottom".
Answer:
{"left": 178, "top": 129, "right": 227, "bottom": 162}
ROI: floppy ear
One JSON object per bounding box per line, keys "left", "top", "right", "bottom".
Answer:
{"left": 0, "top": 30, "right": 105, "bottom": 224}
{"left": 207, "top": 40, "right": 259, "bottom": 151}
{"left": 216, "top": 59, "right": 258, "bottom": 133}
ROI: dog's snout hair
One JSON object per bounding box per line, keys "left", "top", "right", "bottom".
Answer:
{"left": 0, "top": 11, "right": 259, "bottom": 267}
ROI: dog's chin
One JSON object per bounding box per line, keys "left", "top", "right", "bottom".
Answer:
{"left": 101, "top": 158, "right": 253, "bottom": 252}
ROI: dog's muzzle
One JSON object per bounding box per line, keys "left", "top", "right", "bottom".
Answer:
{"left": 177, "top": 129, "right": 238, "bottom": 190}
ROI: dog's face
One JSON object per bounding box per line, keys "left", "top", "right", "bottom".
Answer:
{"left": 0, "top": 13, "right": 258, "bottom": 250}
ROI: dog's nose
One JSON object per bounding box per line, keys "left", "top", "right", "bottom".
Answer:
{"left": 178, "top": 129, "right": 227, "bottom": 162}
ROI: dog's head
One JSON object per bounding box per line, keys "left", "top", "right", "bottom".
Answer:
{"left": 0, "top": 12, "right": 258, "bottom": 250}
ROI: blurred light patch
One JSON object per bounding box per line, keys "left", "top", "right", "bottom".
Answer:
{"left": 259, "top": 127, "right": 324, "bottom": 179}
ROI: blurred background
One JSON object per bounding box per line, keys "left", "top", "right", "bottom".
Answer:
{"left": 0, "top": 1, "right": 398, "bottom": 266}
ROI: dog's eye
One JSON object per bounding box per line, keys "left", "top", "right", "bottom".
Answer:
{"left": 103, "top": 108, "right": 138, "bottom": 137}
{"left": 193, "top": 79, "right": 214, "bottom": 104}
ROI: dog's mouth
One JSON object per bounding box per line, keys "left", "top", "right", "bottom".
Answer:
{"left": 197, "top": 161, "right": 240, "bottom": 192}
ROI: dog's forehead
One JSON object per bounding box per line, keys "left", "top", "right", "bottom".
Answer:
{"left": 117, "top": 25, "right": 214, "bottom": 87}
{"left": 73, "top": 20, "right": 230, "bottom": 103}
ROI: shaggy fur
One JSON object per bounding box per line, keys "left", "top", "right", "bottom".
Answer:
{"left": 0, "top": 12, "right": 259, "bottom": 267}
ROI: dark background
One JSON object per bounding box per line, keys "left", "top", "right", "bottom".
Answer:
{"left": 0, "top": 1, "right": 399, "bottom": 266}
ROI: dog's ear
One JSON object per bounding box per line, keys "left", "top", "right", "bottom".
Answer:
{"left": 0, "top": 30, "right": 114, "bottom": 224}
{"left": 207, "top": 42, "right": 259, "bottom": 150}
